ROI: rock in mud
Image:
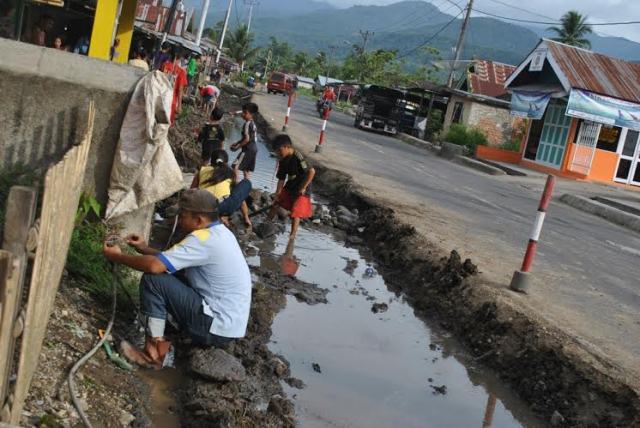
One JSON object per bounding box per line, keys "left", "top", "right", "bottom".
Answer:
{"left": 550, "top": 410, "right": 565, "bottom": 426}
{"left": 271, "top": 357, "right": 289, "bottom": 378}
{"left": 430, "top": 385, "right": 447, "bottom": 395}
{"left": 312, "top": 363, "right": 322, "bottom": 373}
{"left": 255, "top": 221, "right": 280, "bottom": 239}
{"left": 267, "top": 396, "right": 296, "bottom": 425}
{"left": 346, "top": 235, "right": 364, "bottom": 246}
{"left": 371, "top": 303, "right": 389, "bottom": 313}
{"left": 343, "top": 259, "right": 358, "bottom": 275}
{"left": 285, "top": 377, "right": 306, "bottom": 389}
{"left": 190, "top": 348, "right": 247, "bottom": 382}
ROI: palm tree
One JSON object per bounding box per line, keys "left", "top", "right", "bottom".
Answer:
{"left": 548, "top": 11, "right": 593, "bottom": 49}
{"left": 225, "top": 25, "right": 260, "bottom": 70}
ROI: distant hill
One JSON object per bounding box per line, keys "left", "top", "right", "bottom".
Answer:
{"left": 196, "top": 0, "right": 640, "bottom": 67}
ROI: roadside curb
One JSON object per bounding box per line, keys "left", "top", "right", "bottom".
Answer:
{"left": 473, "top": 158, "right": 528, "bottom": 176}
{"left": 396, "top": 133, "right": 440, "bottom": 153}
{"left": 559, "top": 193, "right": 640, "bottom": 234}
{"left": 453, "top": 155, "right": 507, "bottom": 176}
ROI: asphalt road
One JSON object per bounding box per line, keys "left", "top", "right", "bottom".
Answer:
{"left": 256, "top": 92, "right": 640, "bottom": 378}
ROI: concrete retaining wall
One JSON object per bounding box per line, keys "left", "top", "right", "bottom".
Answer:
{"left": 0, "top": 38, "right": 144, "bottom": 201}
{"left": 0, "top": 38, "right": 152, "bottom": 234}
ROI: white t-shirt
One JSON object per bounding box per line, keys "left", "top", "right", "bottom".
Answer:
{"left": 157, "top": 221, "right": 252, "bottom": 338}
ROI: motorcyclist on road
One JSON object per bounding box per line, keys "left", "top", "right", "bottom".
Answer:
{"left": 318, "top": 85, "right": 337, "bottom": 117}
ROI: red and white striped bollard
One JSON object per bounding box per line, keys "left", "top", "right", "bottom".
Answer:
{"left": 315, "top": 108, "right": 330, "bottom": 153}
{"left": 510, "top": 174, "right": 556, "bottom": 293}
{"left": 282, "top": 92, "right": 294, "bottom": 131}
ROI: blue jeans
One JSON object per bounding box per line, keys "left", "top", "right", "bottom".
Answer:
{"left": 219, "top": 179, "right": 252, "bottom": 215}
{"left": 139, "top": 273, "right": 233, "bottom": 347}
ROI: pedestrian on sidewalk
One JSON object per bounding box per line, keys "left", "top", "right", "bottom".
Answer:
{"left": 161, "top": 48, "right": 189, "bottom": 125}
{"left": 230, "top": 102, "right": 259, "bottom": 228}
{"left": 103, "top": 189, "right": 252, "bottom": 369}
{"left": 197, "top": 107, "right": 226, "bottom": 164}
{"left": 267, "top": 134, "right": 315, "bottom": 242}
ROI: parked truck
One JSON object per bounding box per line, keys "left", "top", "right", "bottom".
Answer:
{"left": 353, "top": 85, "right": 403, "bottom": 135}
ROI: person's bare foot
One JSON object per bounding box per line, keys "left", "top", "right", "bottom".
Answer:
{"left": 120, "top": 340, "right": 159, "bottom": 369}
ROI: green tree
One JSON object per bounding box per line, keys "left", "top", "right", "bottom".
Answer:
{"left": 225, "top": 25, "right": 260, "bottom": 69}
{"left": 203, "top": 21, "right": 224, "bottom": 42}
{"left": 549, "top": 11, "right": 593, "bottom": 49}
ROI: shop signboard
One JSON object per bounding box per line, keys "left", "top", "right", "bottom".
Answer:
{"left": 567, "top": 89, "right": 640, "bottom": 131}
{"left": 510, "top": 91, "right": 551, "bottom": 120}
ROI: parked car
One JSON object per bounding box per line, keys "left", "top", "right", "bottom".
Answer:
{"left": 267, "top": 72, "right": 296, "bottom": 95}
{"left": 354, "top": 85, "right": 403, "bottom": 135}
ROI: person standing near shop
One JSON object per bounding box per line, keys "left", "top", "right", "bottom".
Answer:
{"left": 161, "top": 48, "right": 188, "bottom": 125}
{"left": 27, "top": 13, "right": 54, "bottom": 46}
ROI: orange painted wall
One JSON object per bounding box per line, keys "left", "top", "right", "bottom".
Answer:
{"left": 476, "top": 145, "right": 521, "bottom": 164}
{"left": 520, "top": 159, "right": 587, "bottom": 179}
{"left": 588, "top": 149, "right": 620, "bottom": 182}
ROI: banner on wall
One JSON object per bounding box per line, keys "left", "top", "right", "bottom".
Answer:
{"left": 510, "top": 91, "right": 551, "bottom": 119}
{"left": 566, "top": 89, "right": 640, "bottom": 131}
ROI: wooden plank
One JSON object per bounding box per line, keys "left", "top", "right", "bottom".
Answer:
{"left": 9, "top": 102, "right": 94, "bottom": 425}
{"left": 0, "top": 186, "right": 37, "bottom": 416}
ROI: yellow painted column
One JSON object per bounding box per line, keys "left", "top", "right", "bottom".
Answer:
{"left": 114, "top": 0, "right": 136, "bottom": 63}
{"left": 88, "top": 0, "right": 119, "bottom": 60}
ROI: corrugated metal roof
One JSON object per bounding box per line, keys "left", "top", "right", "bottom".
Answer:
{"left": 468, "top": 60, "right": 516, "bottom": 97}
{"left": 547, "top": 40, "right": 640, "bottom": 103}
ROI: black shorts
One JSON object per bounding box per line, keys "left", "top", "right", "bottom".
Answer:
{"left": 237, "top": 145, "right": 257, "bottom": 172}
{"left": 201, "top": 139, "right": 224, "bottom": 162}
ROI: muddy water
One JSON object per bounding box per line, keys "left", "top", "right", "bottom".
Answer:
{"left": 260, "top": 229, "right": 543, "bottom": 428}
{"left": 137, "top": 369, "right": 184, "bottom": 428}
{"left": 240, "top": 128, "right": 542, "bottom": 427}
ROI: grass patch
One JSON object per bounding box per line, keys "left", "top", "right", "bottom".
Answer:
{"left": 296, "top": 87, "right": 316, "bottom": 100}
{"left": 66, "top": 197, "right": 138, "bottom": 307}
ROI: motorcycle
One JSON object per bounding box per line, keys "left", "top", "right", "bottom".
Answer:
{"left": 316, "top": 99, "right": 332, "bottom": 118}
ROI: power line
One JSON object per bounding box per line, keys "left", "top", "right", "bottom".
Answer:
{"left": 397, "top": 9, "right": 466, "bottom": 59}
{"left": 471, "top": 7, "right": 640, "bottom": 26}
{"left": 479, "top": 0, "right": 617, "bottom": 37}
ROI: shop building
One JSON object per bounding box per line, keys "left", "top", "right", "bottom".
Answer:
{"left": 480, "top": 39, "right": 640, "bottom": 187}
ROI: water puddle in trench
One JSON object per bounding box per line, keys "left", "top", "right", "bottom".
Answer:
{"left": 256, "top": 229, "right": 543, "bottom": 428}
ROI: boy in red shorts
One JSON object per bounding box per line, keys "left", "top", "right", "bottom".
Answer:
{"left": 268, "top": 134, "right": 316, "bottom": 242}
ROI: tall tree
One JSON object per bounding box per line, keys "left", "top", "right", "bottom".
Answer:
{"left": 548, "top": 11, "right": 593, "bottom": 49}
{"left": 203, "top": 21, "right": 225, "bottom": 43}
{"left": 225, "top": 25, "right": 260, "bottom": 69}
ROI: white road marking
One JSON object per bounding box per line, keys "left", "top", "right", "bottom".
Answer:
{"left": 606, "top": 240, "right": 640, "bottom": 257}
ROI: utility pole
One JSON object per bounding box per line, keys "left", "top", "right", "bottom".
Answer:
{"left": 358, "top": 29, "right": 374, "bottom": 53}
{"left": 245, "top": 0, "right": 259, "bottom": 33}
{"left": 195, "top": 0, "right": 210, "bottom": 45}
{"left": 447, "top": 0, "right": 474, "bottom": 88}
{"left": 215, "top": 0, "right": 233, "bottom": 65}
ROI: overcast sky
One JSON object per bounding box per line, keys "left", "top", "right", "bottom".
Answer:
{"left": 323, "top": 0, "right": 640, "bottom": 42}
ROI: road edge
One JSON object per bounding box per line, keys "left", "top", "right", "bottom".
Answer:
{"left": 559, "top": 193, "right": 640, "bottom": 234}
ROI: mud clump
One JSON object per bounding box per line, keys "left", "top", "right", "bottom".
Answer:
{"left": 189, "top": 348, "right": 247, "bottom": 382}
{"left": 371, "top": 302, "right": 389, "bottom": 313}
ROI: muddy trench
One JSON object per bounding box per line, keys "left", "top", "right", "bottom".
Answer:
{"left": 253, "top": 107, "right": 640, "bottom": 427}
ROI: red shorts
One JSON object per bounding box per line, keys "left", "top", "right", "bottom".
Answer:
{"left": 277, "top": 190, "right": 312, "bottom": 219}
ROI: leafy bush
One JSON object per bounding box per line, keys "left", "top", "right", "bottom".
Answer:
{"left": 425, "top": 109, "right": 443, "bottom": 140}
{"left": 444, "top": 123, "right": 488, "bottom": 152}
{"left": 66, "top": 196, "right": 138, "bottom": 306}
{"left": 500, "top": 139, "right": 521, "bottom": 152}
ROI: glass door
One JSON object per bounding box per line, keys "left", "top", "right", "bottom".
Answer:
{"left": 614, "top": 130, "right": 640, "bottom": 186}
{"left": 536, "top": 102, "right": 573, "bottom": 168}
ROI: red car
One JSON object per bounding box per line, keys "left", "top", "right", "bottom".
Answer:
{"left": 267, "top": 72, "right": 295, "bottom": 95}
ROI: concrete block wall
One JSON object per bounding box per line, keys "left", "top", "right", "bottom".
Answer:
{"left": 0, "top": 38, "right": 153, "bottom": 234}
{"left": 467, "top": 102, "right": 513, "bottom": 147}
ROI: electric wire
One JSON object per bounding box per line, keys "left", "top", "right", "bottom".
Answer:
{"left": 397, "top": 8, "right": 466, "bottom": 59}
{"left": 471, "top": 7, "right": 640, "bottom": 26}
